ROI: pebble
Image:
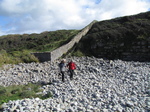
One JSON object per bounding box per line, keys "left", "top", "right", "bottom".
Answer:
{"left": 0, "top": 57, "right": 149, "bottom": 112}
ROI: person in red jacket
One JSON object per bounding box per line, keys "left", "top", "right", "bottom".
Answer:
{"left": 67, "top": 59, "right": 76, "bottom": 80}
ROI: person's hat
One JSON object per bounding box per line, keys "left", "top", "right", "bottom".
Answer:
{"left": 62, "top": 59, "right": 66, "bottom": 62}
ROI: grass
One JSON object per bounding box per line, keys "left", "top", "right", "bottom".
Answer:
{"left": 0, "top": 49, "right": 39, "bottom": 67}
{"left": 0, "top": 83, "right": 52, "bottom": 110}
{"left": 72, "top": 50, "right": 85, "bottom": 57}
{"left": 0, "top": 30, "right": 80, "bottom": 67}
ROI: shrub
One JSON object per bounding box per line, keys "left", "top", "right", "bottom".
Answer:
{"left": 0, "top": 49, "right": 39, "bottom": 67}
{"left": 0, "top": 50, "right": 14, "bottom": 67}
{"left": 72, "top": 50, "right": 84, "bottom": 57}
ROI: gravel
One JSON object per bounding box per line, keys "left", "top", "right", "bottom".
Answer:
{"left": 0, "top": 57, "right": 149, "bottom": 112}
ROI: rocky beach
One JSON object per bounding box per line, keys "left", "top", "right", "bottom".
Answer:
{"left": 0, "top": 57, "right": 149, "bottom": 112}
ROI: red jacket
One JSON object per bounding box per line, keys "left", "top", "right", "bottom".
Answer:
{"left": 67, "top": 62, "right": 76, "bottom": 70}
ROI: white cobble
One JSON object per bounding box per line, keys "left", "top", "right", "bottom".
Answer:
{"left": 0, "top": 57, "right": 149, "bottom": 112}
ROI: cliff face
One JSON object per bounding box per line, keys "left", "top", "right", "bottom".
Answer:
{"left": 76, "top": 11, "right": 150, "bottom": 61}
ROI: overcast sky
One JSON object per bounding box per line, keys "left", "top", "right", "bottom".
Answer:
{"left": 0, "top": 0, "right": 150, "bottom": 36}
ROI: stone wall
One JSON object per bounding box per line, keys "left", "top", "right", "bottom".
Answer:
{"left": 121, "top": 40, "right": 150, "bottom": 61}
{"left": 32, "top": 20, "right": 97, "bottom": 62}
{"left": 50, "top": 20, "right": 97, "bottom": 62}
{"left": 31, "top": 52, "right": 51, "bottom": 62}
{"left": 93, "top": 39, "right": 150, "bottom": 61}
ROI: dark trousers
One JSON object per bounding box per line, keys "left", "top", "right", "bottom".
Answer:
{"left": 61, "top": 71, "right": 65, "bottom": 82}
{"left": 69, "top": 70, "right": 74, "bottom": 80}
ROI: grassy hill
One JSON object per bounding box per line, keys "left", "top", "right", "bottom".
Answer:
{"left": 0, "top": 30, "right": 80, "bottom": 66}
{"left": 0, "top": 30, "right": 80, "bottom": 52}
{"left": 73, "top": 11, "right": 150, "bottom": 61}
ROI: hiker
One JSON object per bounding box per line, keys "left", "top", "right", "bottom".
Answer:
{"left": 58, "top": 59, "right": 66, "bottom": 82}
{"left": 67, "top": 59, "right": 76, "bottom": 80}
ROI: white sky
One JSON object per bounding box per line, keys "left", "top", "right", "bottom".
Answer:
{"left": 0, "top": 0, "right": 150, "bottom": 36}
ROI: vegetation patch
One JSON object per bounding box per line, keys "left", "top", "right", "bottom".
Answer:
{"left": 0, "top": 30, "right": 79, "bottom": 67}
{"left": 0, "top": 49, "right": 39, "bottom": 67}
{"left": 74, "top": 11, "right": 150, "bottom": 60}
{"left": 0, "top": 83, "right": 52, "bottom": 109}
{"left": 72, "top": 50, "right": 84, "bottom": 57}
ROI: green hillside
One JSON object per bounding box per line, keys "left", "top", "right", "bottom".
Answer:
{"left": 0, "top": 30, "right": 79, "bottom": 66}
{"left": 73, "top": 11, "right": 150, "bottom": 61}
{"left": 0, "top": 30, "right": 79, "bottom": 52}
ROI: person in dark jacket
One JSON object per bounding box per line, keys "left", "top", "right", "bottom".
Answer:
{"left": 67, "top": 59, "right": 76, "bottom": 80}
{"left": 58, "top": 59, "right": 66, "bottom": 82}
